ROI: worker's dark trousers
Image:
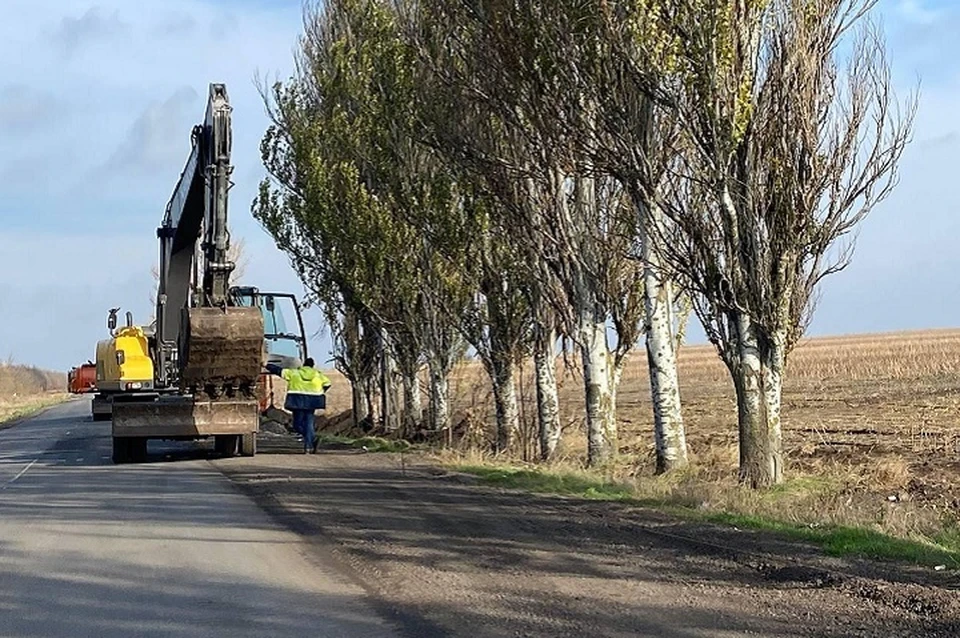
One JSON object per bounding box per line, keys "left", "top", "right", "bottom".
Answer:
{"left": 292, "top": 409, "right": 316, "bottom": 451}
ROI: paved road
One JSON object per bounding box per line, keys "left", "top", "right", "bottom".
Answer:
{"left": 0, "top": 398, "right": 398, "bottom": 638}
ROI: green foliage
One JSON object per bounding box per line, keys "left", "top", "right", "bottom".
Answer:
{"left": 254, "top": 0, "right": 476, "bottom": 381}
{"left": 457, "top": 464, "right": 636, "bottom": 501}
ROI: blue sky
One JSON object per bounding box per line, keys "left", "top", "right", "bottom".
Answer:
{"left": 0, "top": 0, "right": 956, "bottom": 371}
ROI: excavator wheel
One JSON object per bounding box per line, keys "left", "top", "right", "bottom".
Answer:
{"left": 112, "top": 437, "right": 148, "bottom": 464}
{"left": 240, "top": 433, "right": 256, "bottom": 457}
{"left": 214, "top": 435, "right": 239, "bottom": 457}
{"left": 112, "top": 437, "right": 129, "bottom": 464}
{"left": 129, "top": 438, "right": 148, "bottom": 463}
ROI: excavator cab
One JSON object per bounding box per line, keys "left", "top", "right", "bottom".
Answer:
{"left": 229, "top": 286, "right": 308, "bottom": 368}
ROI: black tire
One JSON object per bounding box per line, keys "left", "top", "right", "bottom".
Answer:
{"left": 240, "top": 433, "right": 256, "bottom": 457}
{"left": 214, "top": 435, "right": 239, "bottom": 457}
{"left": 129, "top": 438, "right": 148, "bottom": 463}
{"left": 112, "top": 437, "right": 129, "bottom": 464}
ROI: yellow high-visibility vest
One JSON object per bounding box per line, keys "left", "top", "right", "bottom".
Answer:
{"left": 281, "top": 366, "right": 330, "bottom": 395}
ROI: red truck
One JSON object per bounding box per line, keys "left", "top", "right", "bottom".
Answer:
{"left": 68, "top": 362, "right": 97, "bottom": 394}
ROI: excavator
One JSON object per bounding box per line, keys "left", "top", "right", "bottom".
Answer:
{"left": 102, "top": 83, "right": 308, "bottom": 463}
{"left": 91, "top": 311, "right": 154, "bottom": 421}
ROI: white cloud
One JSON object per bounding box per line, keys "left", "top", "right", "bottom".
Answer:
{"left": 99, "top": 85, "right": 201, "bottom": 176}
{"left": 0, "top": 85, "right": 62, "bottom": 133}
{"left": 53, "top": 6, "right": 128, "bottom": 56}
{"left": 0, "top": 232, "right": 156, "bottom": 287}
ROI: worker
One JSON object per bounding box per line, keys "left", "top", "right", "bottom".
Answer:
{"left": 265, "top": 358, "right": 331, "bottom": 454}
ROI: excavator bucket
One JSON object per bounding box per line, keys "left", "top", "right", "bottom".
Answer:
{"left": 179, "top": 306, "right": 265, "bottom": 393}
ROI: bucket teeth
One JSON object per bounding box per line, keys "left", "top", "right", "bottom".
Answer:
{"left": 179, "top": 306, "right": 264, "bottom": 396}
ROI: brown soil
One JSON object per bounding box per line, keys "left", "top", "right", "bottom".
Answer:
{"left": 216, "top": 449, "right": 960, "bottom": 638}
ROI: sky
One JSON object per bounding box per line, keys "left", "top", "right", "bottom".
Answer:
{"left": 0, "top": 0, "right": 957, "bottom": 372}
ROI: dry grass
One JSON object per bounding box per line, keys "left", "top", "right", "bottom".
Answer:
{"left": 0, "top": 362, "right": 68, "bottom": 424}
{"left": 320, "top": 328, "right": 960, "bottom": 551}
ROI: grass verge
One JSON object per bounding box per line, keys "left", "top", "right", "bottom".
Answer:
{"left": 0, "top": 394, "right": 69, "bottom": 427}
{"left": 451, "top": 461, "right": 960, "bottom": 569}
{"left": 315, "top": 433, "right": 414, "bottom": 453}
{"left": 707, "top": 512, "right": 960, "bottom": 567}
{"left": 457, "top": 464, "right": 635, "bottom": 501}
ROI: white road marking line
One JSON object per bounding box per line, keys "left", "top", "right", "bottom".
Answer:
{"left": 1, "top": 458, "right": 38, "bottom": 490}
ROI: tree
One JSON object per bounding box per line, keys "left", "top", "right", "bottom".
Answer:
{"left": 650, "top": 0, "right": 915, "bottom": 486}
{"left": 410, "top": 0, "right": 667, "bottom": 467}
{"left": 255, "top": 0, "right": 471, "bottom": 436}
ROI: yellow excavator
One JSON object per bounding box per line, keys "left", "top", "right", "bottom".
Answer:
{"left": 98, "top": 83, "right": 308, "bottom": 463}
{"left": 91, "top": 310, "right": 154, "bottom": 421}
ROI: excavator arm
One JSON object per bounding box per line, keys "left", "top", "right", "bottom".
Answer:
{"left": 159, "top": 83, "right": 232, "bottom": 308}
{"left": 153, "top": 84, "right": 263, "bottom": 397}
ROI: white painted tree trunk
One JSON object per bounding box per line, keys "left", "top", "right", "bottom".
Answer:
{"left": 534, "top": 322, "right": 561, "bottom": 461}
{"left": 490, "top": 355, "right": 519, "bottom": 453}
{"left": 731, "top": 313, "right": 785, "bottom": 488}
{"left": 340, "top": 308, "right": 370, "bottom": 429}
{"left": 580, "top": 309, "right": 616, "bottom": 466}
{"left": 610, "top": 360, "right": 625, "bottom": 429}
{"left": 427, "top": 360, "right": 451, "bottom": 433}
{"left": 641, "top": 201, "right": 688, "bottom": 473}
{"left": 402, "top": 368, "right": 423, "bottom": 435}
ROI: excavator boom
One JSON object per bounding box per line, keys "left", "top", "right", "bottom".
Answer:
{"left": 151, "top": 83, "right": 263, "bottom": 395}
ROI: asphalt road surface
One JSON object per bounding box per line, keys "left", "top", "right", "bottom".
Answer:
{"left": 0, "top": 399, "right": 398, "bottom": 638}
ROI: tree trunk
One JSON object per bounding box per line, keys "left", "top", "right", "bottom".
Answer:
{"left": 534, "top": 321, "right": 561, "bottom": 461}
{"left": 427, "top": 359, "right": 451, "bottom": 433}
{"left": 610, "top": 360, "right": 625, "bottom": 431}
{"left": 401, "top": 367, "right": 423, "bottom": 435}
{"left": 340, "top": 308, "right": 369, "bottom": 429}
{"left": 580, "top": 308, "right": 616, "bottom": 466}
{"left": 641, "top": 201, "right": 688, "bottom": 473}
{"left": 490, "top": 355, "right": 519, "bottom": 453}
{"left": 380, "top": 331, "right": 402, "bottom": 432}
{"left": 363, "top": 375, "right": 381, "bottom": 431}
{"left": 351, "top": 382, "right": 369, "bottom": 428}
{"left": 730, "top": 313, "right": 785, "bottom": 488}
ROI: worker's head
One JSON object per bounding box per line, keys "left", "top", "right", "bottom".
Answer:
{"left": 304, "top": 357, "right": 315, "bottom": 368}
